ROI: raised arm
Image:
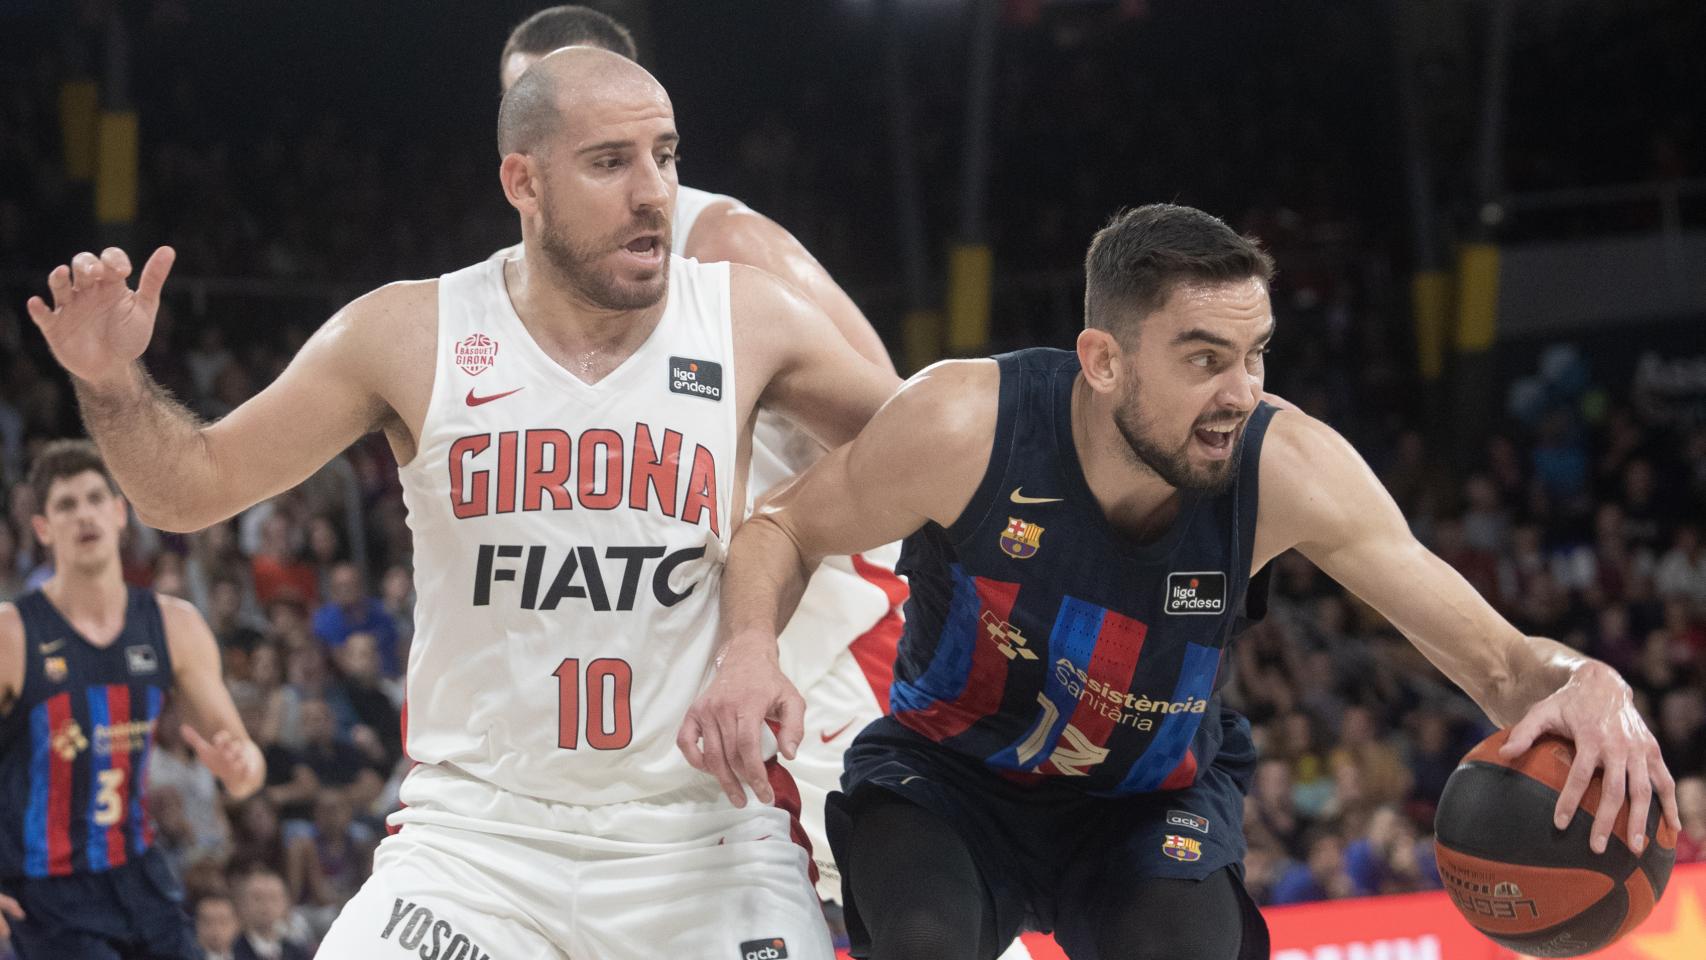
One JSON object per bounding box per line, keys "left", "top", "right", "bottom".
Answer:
{"left": 161, "top": 595, "right": 264, "bottom": 800}
{"left": 690, "top": 206, "right": 895, "bottom": 372}
{"left": 679, "top": 359, "right": 996, "bottom": 806}
{"left": 26, "top": 246, "right": 422, "bottom": 532}
{"left": 1253, "top": 409, "right": 1678, "bottom": 856}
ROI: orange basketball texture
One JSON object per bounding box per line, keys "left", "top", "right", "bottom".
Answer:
{"left": 1433, "top": 729, "right": 1676, "bottom": 957}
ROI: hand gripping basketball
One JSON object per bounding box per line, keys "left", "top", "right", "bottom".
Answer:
{"left": 25, "top": 245, "right": 176, "bottom": 387}
{"left": 1499, "top": 661, "right": 1680, "bottom": 857}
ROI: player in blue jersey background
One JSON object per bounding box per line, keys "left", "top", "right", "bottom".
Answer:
{"left": 682, "top": 204, "right": 1680, "bottom": 959}
{"left": 0, "top": 440, "right": 264, "bottom": 960}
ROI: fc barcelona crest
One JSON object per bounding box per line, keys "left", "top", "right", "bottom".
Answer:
{"left": 1000, "top": 517, "right": 1045, "bottom": 559}
{"left": 1162, "top": 834, "right": 1203, "bottom": 862}
{"left": 454, "top": 333, "right": 499, "bottom": 376}
{"left": 44, "top": 656, "right": 67, "bottom": 683}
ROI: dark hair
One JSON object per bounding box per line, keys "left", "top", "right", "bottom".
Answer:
{"left": 501, "top": 5, "right": 638, "bottom": 71}
{"left": 27, "top": 439, "right": 118, "bottom": 514}
{"left": 1083, "top": 203, "right": 1275, "bottom": 340}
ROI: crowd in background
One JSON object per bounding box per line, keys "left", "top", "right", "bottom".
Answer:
{"left": 3, "top": 1, "right": 1706, "bottom": 957}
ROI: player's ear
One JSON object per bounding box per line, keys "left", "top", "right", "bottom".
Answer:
{"left": 499, "top": 153, "right": 542, "bottom": 213}
{"left": 1076, "top": 326, "right": 1125, "bottom": 396}
{"left": 30, "top": 513, "right": 50, "bottom": 549}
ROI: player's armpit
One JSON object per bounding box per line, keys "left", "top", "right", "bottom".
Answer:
{"left": 732, "top": 265, "right": 900, "bottom": 451}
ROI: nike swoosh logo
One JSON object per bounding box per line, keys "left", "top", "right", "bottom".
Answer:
{"left": 39, "top": 639, "right": 65, "bottom": 654}
{"left": 466, "top": 387, "right": 524, "bottom": 407}
{"left": 1010, "top": 487, "right": 1063, "bottom": 504}
{"left": 820, "top": 720, "right": 856, "bottom": 744}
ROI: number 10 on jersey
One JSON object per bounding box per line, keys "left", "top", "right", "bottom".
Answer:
{"left": 553, "top": 658, "right": 634, "bottom": 750}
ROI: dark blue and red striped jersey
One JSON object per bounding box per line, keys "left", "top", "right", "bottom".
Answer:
{"left": 0, "top": 587, "right": 170, "bottom": 878}
{"left": 890, "top": 348, "right": 1274, "bottom": 796}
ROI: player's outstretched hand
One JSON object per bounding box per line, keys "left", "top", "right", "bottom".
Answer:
{"left": 0, "top": 892, "right": 24, "bottom": 939}
{"left": 1500, "top": 661, "right": 1679, "bottom": 856}
{"left": 25, "top": 245, "right": 175, "bottom": 387}
{"left": 183, "top": 724, "right": 264, "bottom": 801}
{"left": 677, "top": 644, "right": 805, "bottom": 808}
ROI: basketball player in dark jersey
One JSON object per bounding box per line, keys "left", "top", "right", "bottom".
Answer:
{"left": 0, "top": 441, "right": 263, "bottom": 960}
{"left": 681, "top": 204, "right": 1680, "bottom": 958}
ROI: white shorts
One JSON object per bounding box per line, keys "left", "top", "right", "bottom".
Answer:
{"left": 317, "top": 765, "right": 831, "bottom": 960}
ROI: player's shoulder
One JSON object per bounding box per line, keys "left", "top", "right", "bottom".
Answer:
{"left": 309, "top": 278, "right": 439, "bottom": 370}
{"left": 0, "top": 601, "right": 21, "bottom": 645}
{"left": 1256, "top": 403, "right": 1378, "bottom": 528}
{"left": 338, "top": 278, "right": 438, "bottom": 333}
{"left": 687, "top": 203, "right": 790, "bottom": 265}
{"left": 154, "top": 593, "right": 213, "bottom": 637}
{"left": 873, "top": 359, "right": 1000, "bottom": 451}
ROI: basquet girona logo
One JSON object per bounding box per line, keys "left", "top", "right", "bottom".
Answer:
{"left": 455, "top": 333, "right": 499, "bottom": 376}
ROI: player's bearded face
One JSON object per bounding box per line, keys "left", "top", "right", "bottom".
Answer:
{"left": 1113, "top": 371, "right": 1243, "bottom": 494}
{"left": 536, "top": 187, "right": 671, "bottom": 311}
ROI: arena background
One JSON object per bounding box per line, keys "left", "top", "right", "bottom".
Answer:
{"left": 1, "top": 0, "right": 1703, "bottom": 957}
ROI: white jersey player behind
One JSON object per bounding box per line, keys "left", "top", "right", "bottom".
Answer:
{"left": 499, "top": 8, "right": 908, "bottom": 908}
{"left": 30, "top": 48, "right": 900, "bottom": 960}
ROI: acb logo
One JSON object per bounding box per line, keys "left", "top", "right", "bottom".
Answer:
{"left": 739, "top": 938, "right": 788, "bottom": 960}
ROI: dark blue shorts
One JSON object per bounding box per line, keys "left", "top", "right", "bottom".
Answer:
{"left": 2, "top": 847, "right": 198, "bottom": 960}
{"left": 828, "top": 711, "right": 1262, "bottom": 952}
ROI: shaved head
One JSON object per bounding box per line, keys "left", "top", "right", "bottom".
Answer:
{"left": 496, "top": 45, "right": 668, "bottom": 158}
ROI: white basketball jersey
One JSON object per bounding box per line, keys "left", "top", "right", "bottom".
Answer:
{"left": 398, "top": 255, "right": 738, "bottom": 806}
{"left": 674, "top": 186, "right": 902, "bottom": 692}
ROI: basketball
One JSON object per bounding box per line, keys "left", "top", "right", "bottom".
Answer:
{"left": 1434, "top": 729, "right": 1678, "bottom": 957}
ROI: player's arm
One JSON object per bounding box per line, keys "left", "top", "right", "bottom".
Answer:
{"left": 691, "top": 207, "right": 895, "bottom": 372}
{"left": 731, "top": 264, "right": 901, "bottom": 451}
{"left": 160, "top": 595, "right": 264, "bottom": 800}
{"left": 679, "top": 360, "right": 995, "bottom": 806}
{"left": 26, "top": 246, "right": 409, "bottom": 532}
{"left": 0, "top": 604, "right": 21, "bottom": 719}
{"left": 1253, "top": 409, "right": 1678, "bottom": 855}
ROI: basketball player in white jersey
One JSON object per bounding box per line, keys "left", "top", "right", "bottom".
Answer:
{"left": 494, "top": 6, "right": 913, "bottom": 911}
{"left": 28, "top": 47, "right": 900, "bottom": 960}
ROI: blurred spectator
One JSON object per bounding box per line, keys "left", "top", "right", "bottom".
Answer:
{"left": 0, "top": 517, "right": 23, "bottom": 600}
{"left": 1654, "top": 525, "right": 1706, "bottom": 609}
{"left": 333, "top": 631, "right": 404, "bottom": 767}
{"left": 1328, "top": 706, "right": 1412, "bottom": 810}
{"left": 1251, "top": 758, "right": 1305, "bottom": 858}
{"left": 251, "top": 512, "right": 317, "bottom": 607}
{"left": 195, "top": 894, "right": 242, "bottom": 960}
{"left": 231, "top": 866, "right": 312, "bottom": 960}
{"left": 146, "top": 703, "right": 231, "bottom": 865}
{"left": 285, "top": 793, "right": 377, "bottom": 940}
{"left": 312, "top": 561, "right": 400, "bottom": 676}
{"left": 1343, "top": 806, "right": 1441, "bottom": 897}
{"left": 1271, "top": 827, "right": 1355, "bottom": 904}
{"left": 265, "top": 697, "right": 384, "bottom": 822}
{"left": 230, "top": 795, "right": 287, "bottom": 874}
{"left": 1678, "top": 777, "right": 1706, "bottom": 864}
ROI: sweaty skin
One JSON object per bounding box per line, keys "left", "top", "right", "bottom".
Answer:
{"left": 684, "top": 278, "right": 1680, "bottom": 854}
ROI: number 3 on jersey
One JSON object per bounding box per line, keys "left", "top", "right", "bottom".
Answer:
{"left": 553, "top": 658, "right": 633, "bottom": 750}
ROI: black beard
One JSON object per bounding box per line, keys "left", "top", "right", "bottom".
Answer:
{"left": 536, "top": 208, "right": 670, "bottom": 312}
{"left": 1113, "top": 400, "right": 1243, "bottom": 495}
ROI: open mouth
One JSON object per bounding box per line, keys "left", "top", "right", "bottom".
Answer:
{"left": 1193, "top": 421, "right": 1240, "bottom": 458}
{"left": 620, "top": 234, "right": 664, "bottom": 264}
